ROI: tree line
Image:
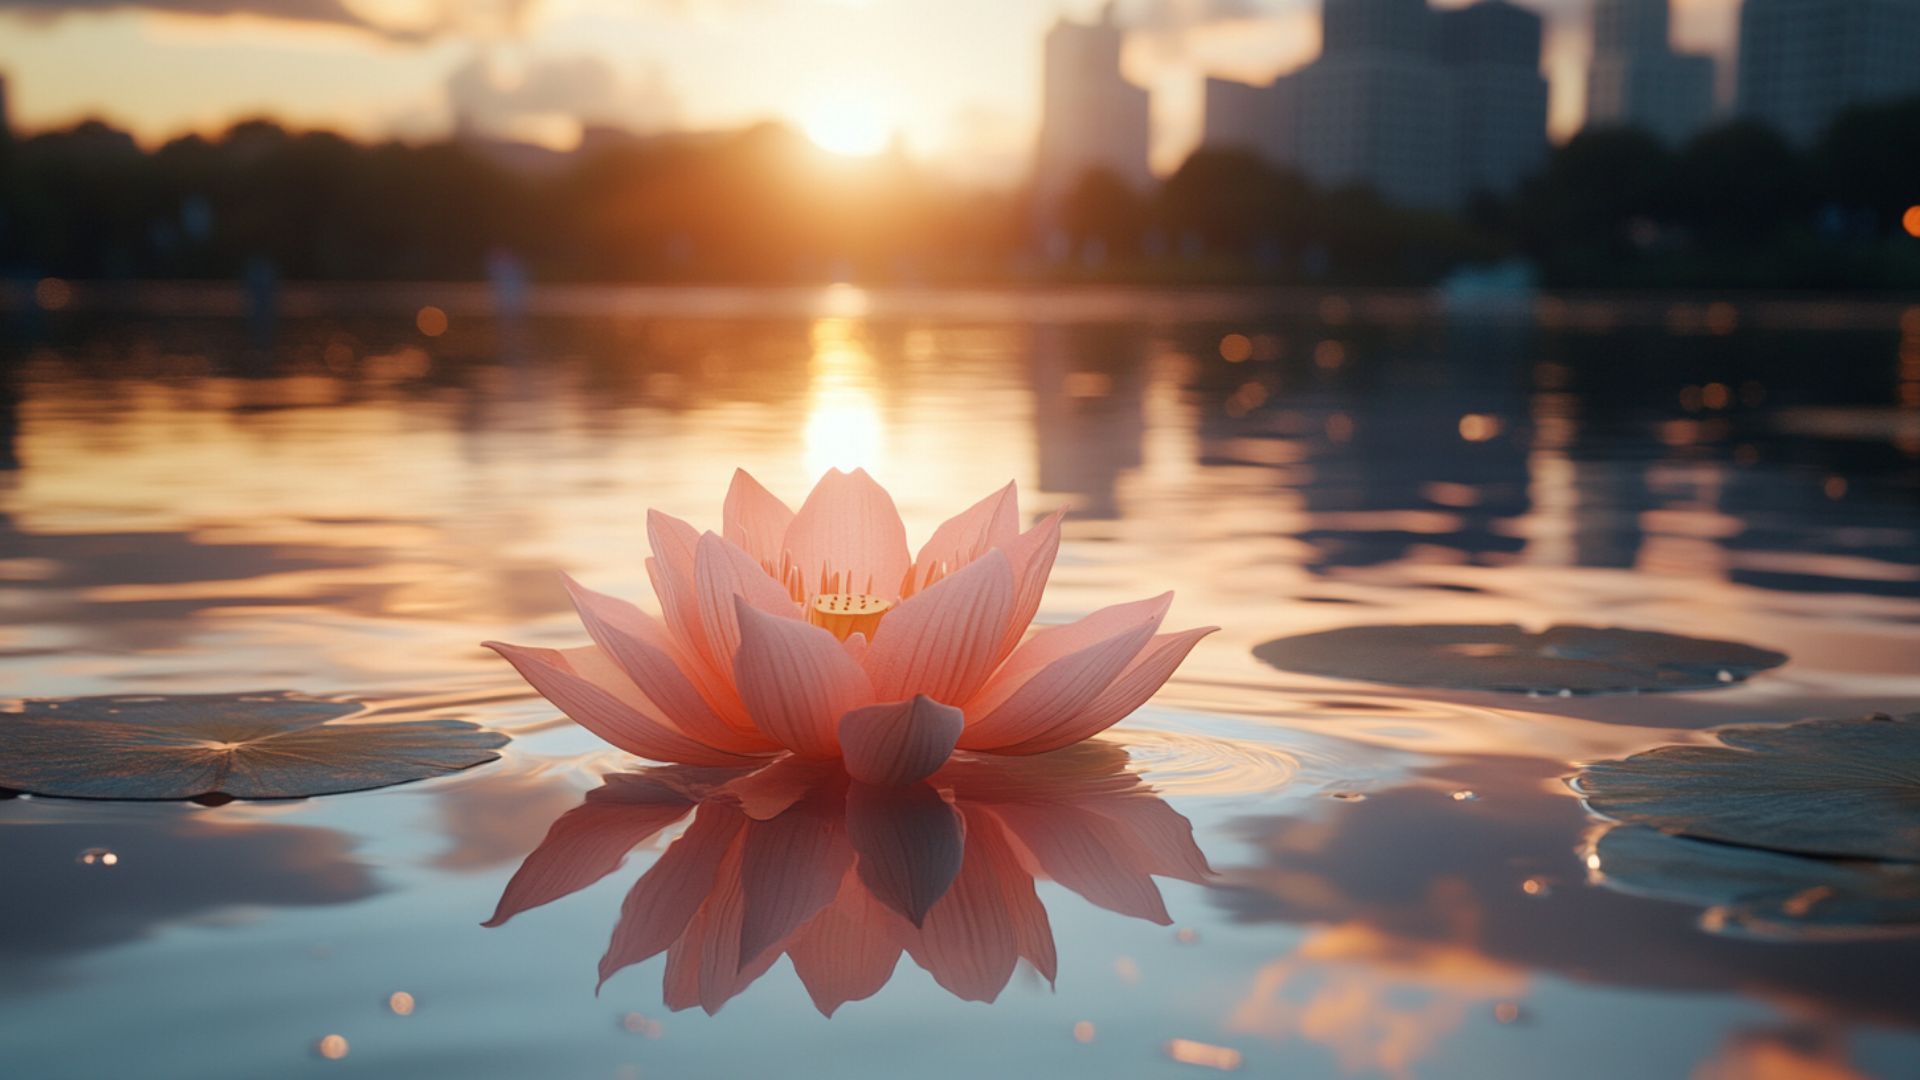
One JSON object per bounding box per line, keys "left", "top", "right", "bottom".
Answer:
{"left": 2, "top": 99, "right": 1916, "bottom": 289}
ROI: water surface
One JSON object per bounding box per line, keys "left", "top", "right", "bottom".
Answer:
{"left": 4, "top": 287, "right": 1919, "bottom": 1079}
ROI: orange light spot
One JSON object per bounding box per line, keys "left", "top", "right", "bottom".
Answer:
{"left": 1219, "top": 333, "right": 1253, "bottom": 363}
{"left": 1704, "top": 302, "right": 1738, "bottom": 335}
{"left": 1073, "top": 1021, "right": 1096, "bottom": 1044}
{"left": 316, "top": 1034, "right": 349, "bottom": 1060}
{"left": 1165, "top": 1039, "right": 1244, "bottom": 1071}
{"left": 1313, "top": 340, "right": 1346, "bottom": 370}
{"left": 34, "top": 277, "right": 73, "bottom": 311}
{"left": 387, "top": 991, "right": 415, "bottom": 1016}
{"left": 1458, "top": 414, "right": 1501, "bottom": 442}
{"left": 415, "top": 305, "right": 449, "bottom": 337}
{"left": 1903, "top": 205, "right": 1920, "bottom": 239}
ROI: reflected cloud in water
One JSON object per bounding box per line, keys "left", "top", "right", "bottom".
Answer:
{"left": 486, "top": 742, "right": 1209, "bottom": 1015}
{"left": 1211, "top": 756, "right": 1920, "bottom": 1074}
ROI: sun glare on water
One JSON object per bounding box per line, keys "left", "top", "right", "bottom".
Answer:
{"left": 802, "top": 102, "right": 891, "bottom": 157}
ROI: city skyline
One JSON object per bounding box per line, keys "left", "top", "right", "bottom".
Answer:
{"left": 0, "top": 0, "right": 1749, "bottom": 181}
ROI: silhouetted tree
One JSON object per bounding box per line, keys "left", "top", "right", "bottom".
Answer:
{"left": 1670, "top": 121, "right": 1811, "bottom": 249}
{"left": 1058, "top": 167, "right": 1144, "bottom": 263}
{"left": 1818, "top": 97, "right": 1920, "bottom": 235}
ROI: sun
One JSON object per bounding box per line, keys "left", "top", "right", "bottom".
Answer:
{"left": 801, "top": 102, "right": 891, "bottom": 157}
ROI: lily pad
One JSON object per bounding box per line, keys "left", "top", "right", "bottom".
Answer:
{"left": 1588, "top": 825, "right": 1920, "bottom": 941}
{"left": 1573, "top": 714, "right": 1920, "bottom": 862}
{"left": 0, "top": 692, "right": 508, "bottom": 801}
{"left": 1253, "top": 624, "right": 1785, "bottom": 695}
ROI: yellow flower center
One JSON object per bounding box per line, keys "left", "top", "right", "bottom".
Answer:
{"left": 809, "top": 592, "right": 894, "bottom": 641}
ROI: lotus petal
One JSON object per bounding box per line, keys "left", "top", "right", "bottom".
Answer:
{"left": 486, "top": 643, "right": 762, "bottom": 767}
{"left": 864, "top": 550, "right": 1016, "bottom": 705}
{"left": 731, "top": 600, "right": 874, "bottom": 758}
{"left": 910, "top": 481, "right": 1019, "bottom": 591}
{"left": 783, "top": 468, "right": 910, "bottom": 598}
{"left": 722, "top": 468, "right": 795, "bottom": 569}
{"left": 838, "top": 696, "right": 965, "bottom": 788}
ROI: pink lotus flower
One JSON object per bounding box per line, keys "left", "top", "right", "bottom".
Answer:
{"left": 486, "top": 468, "right": 1214, "bottom": 786}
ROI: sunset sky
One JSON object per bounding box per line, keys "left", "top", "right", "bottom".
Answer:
{"left": 0, "top": 0, "right": 1744, "bottom": 182}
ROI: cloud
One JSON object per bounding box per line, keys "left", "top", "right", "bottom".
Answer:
{"left": 0, "top": 0, "right": 538, "bottom": 41}
{"left": 447, "top": 50, "right": 679, "bottom": 141}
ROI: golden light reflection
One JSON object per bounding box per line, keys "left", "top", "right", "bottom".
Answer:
{"left": 414, "top": 306, "right": 449, "bottom": 338}
{"left": 315, "top": 1034, "right": 349, "bottom": 1060}
{"left": 34, "top": 277, "right": 74, "bottom": 311}
{"left": 804, "top": 317, "right": 885, "bottom": 477}
{"left": 1903, "top": 206, "right": 1920, "bottom": 240}
{"left": 1457, "top": 414, "right": 1501, "bottom": 442}
{"left": 387, "top": 991, "right": 415, "bottom": 1016}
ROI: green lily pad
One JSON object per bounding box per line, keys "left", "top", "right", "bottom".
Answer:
{"left": 0, "top": 693, "right": 508, "bottom": 801}
{"left": 1573, "top": 714, "right": 1920, "bottom": 863}
{"left": 1253, "top": 624, "right": 1785, "bottom": 695}
{"left": 1589, "top": 825, "right": 1920, "bottom": 941}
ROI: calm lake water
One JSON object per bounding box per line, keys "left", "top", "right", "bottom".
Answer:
{"left": 4, "top": 286, "right": 1919, "bottom": 1079}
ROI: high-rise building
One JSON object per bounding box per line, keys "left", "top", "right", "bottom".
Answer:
{"left": 1323, "top": 0, "right": 1434, "bottom": 54}
{"left": 1034, "top": 2, "right": 1151, "bottom": 208}
{"left": 1199, "top": 0, "right": 1547, "bottom": 208}
{"left": 1437, "top": 1, "right": 1550, "bottom": 196}
{"left": 1201, "top": 77, "right": 1293, "bottom": 166}
{"left": 1585, "top": 0, "right": 1716, "bottom": 144}
{"left": 1736, "top": 0, "right": 1920, "bottom": 145}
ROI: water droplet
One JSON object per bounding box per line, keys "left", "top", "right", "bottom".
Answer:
{"left": 387, "top": 991, "right": 415, "bottom": 1016}
{"left": 1073, "top": 1021, "right": 1096, "bottom": 1044}
{"left": 1112, "top": 956, "right": 1142, "bottom": 984}
{"left": 315, "top": 1034, "right": 349, "bottom": 1060}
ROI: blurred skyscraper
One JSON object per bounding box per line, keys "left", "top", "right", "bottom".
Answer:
{"left": 1034, "top": 2, "right": 1151, "bottom": 209}
{"left": 1584, "top": 0, "right": 1716, "bottom": 144}
{"left": 1437, "top": 1, "right": 1551, "bottom": 198}
{"left": 1736, "top": 0, "right": 1920, "bottom": 145}
{"left": 1201, "top": 0, "right": 1546, "bottom": 208}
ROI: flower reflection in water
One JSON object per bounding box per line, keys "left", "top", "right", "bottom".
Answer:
{"left": 485, "top": 741, "right": 1210, "bottom": 1015}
